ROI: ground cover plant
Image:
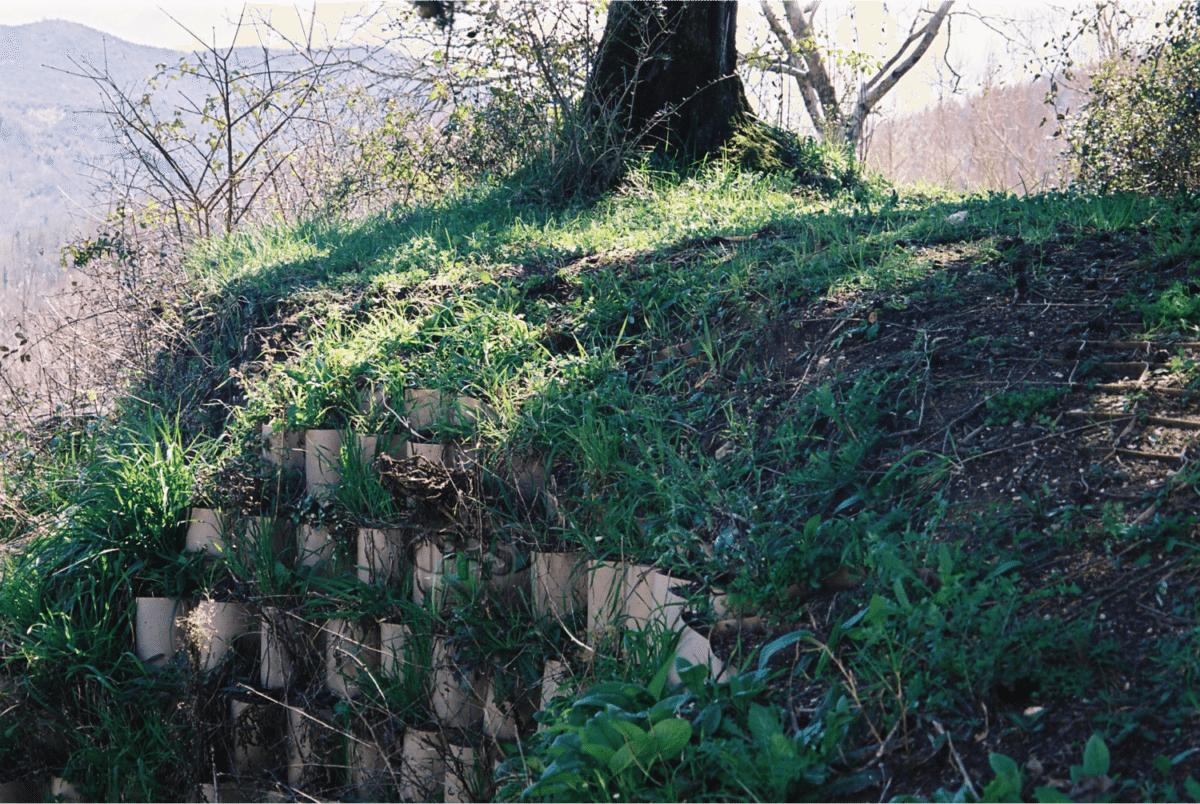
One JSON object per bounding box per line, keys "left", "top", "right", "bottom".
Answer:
{"left": 0, "top": 163, "right": 1198, "bottom": 801}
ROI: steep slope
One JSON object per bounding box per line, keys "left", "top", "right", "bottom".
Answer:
{"left": 0, "top": 172, "right": 1198, "bottom": 800}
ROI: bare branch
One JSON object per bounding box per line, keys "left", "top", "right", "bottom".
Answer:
{"left": 858, "top": 2, "right": 954, "bottom": 111}
{"left": 761, "top": 62, "right": 811, "bottom": 81}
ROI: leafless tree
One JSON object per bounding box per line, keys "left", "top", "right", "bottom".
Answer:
{"left": 750, "top": 1, "right": 954, "bottom": 153}
{"left": 60, "top": 8, "right": 340, "bottom": 241}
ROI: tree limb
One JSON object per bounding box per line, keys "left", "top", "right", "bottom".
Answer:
{"left": 857, "top": 1, "right": 953, "bottom": 112}
{"left": 760, "top": 0, "right": 829, "bottom": 134}
{"left": 847, "top": 0, "right": 954, "bottom": 146}
{"left": 780, "top": 0, "right": 841, "bottom": 132}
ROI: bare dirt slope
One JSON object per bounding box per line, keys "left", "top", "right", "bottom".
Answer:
{"left": 690, "top": 226, "right": 1200, "bottom": 800}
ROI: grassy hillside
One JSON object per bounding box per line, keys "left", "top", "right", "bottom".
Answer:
{"left": 1, "top": 165, "right": 1199, "bottom": 800}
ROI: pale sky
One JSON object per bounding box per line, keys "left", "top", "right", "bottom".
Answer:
{"left": 0, "top": 1, "right": 1121, "bottom": 118}
{"left": 1, "top": 2, "right": 1029, "bottom": 62}
{"left": 1, "top": 2, "right": 393, "bottom": 50}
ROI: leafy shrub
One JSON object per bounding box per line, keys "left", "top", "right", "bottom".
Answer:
{"left": 1069, "top": 4, "right": 1200, "bottom": 194}
{"left": 1130, "top": 280, "right": 1200, "bottom": 332}
{"left": 911, "top": 733, "right": 1188, "bottom": 803}
{"left": 724, "top": 124, "right": 859, "bottom": 195}
{"left": 505, "top": 638, "right": 870, "bottom": 803}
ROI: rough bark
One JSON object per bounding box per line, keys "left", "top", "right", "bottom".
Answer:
{"left": 585, "top": 1, "right": 754, "bottom": 161}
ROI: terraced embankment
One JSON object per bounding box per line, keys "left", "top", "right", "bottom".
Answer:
{"left": 0, "top": 177, "right": 1197, "bottom": 801}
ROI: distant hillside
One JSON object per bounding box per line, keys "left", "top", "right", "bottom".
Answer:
{"left": 864, "top": 77, "right": 1087, "bottom": 195}
{"left": 0, "top": 21, "right": 183, "bottom": 316}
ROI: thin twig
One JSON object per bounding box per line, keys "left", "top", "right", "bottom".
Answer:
{"left": 932, "top": 719, "right": 978, "bottom": 799}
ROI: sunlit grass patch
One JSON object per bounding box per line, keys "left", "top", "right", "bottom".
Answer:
{"left": 5, "top": 165, "right": 1200, "bottom": 799}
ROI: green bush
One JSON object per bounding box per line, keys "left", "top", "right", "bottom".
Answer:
{"left": 504, "top": 634, "right": 872, "bottom": 803}
{"left": 1069, "top": 4, "right": 1200, "bottom": 194}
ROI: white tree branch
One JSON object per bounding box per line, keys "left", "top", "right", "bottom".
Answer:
{"left": 760, "top": 62, "right": 810, "bottom": 81}
{"left": 780, "top": 0, "right": 840, "bottom": 127}
{"left": 760, "top": 0, "right": 799, "bottom": 60}
{"left": 859, "top": 1, "right": 954, "bottom": 111}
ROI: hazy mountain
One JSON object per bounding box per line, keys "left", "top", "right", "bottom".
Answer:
{"left": 0, "top": 20, "right": 185, "bottom": 314}
{"left": 0, "top": 20, "right": 422, "bottom": 320}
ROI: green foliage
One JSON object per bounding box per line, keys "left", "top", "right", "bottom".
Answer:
{"left": 7, "top": 160, "right": 1200, "bottom": 799}
{"left": 1130, "top": 281, "right": 1200, "bottom": 332}
{"left": 1068, "top": 3, "right": 1200, "bottom": 194}
{"left": 338, "top": 84, "right": 553, "bottom": 210}
{"left": 985, "top": 385, "right": 1069, "bottom": 426}
{"left": 0, "top": 409, "right": 220, "bottom": 799}
{"left": 847, "top": 538, "right": 1092, "bottom": 714}
{"left": 888, "top": 758, "right": 1027, "bottom": 804}
{"left": 333, "top": 434, "right": 407, "bottom": 525}
{"left": 720, "top": 359, "right": 948, "bottom": 613}
{"left": 982, "top": 752, "right": 1024, "bottom": 802}
{"left": 931, "top": 735, "right": 1116, "bottom": 803}
{"left": 723, "top": 124, "right": 858, "bottom": 194}
{"left": 0, "top": 410, "right": 209, "bottom": 674}
{"left": 83, "top": 412, "right": 205, "bottom": 560}
{"left": 511, "top": 645, "right": 859, "bottom": 803}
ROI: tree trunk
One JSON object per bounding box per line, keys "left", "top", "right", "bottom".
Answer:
{"left": 585, "top": 1, "right": 753, "bottom": 161}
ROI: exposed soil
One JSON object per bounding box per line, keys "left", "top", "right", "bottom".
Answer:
{"left": 168, "top": 224, "right": 1200, "bottom": 799}
{"left": 682, "top": 228, "right": 1200, "bottom": 800}
{"left": 11, "top": 218, "right": 1194, "bottom": 800}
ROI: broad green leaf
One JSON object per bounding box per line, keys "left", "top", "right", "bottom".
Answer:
{"left": 530, "top": 780, "right": 572, "bottom": 797}
{"left": 822, "top": 622, "right": 844, "bottom": 664}
{"left": 986, "top": 559, "right": 1023, "bottom": 580}
{"left": 541, "top": 757, "right": 587, "bottom": 778}
{"left": 982, "top": 773, "right": 1023, "bottom": 803}
{"left": 989, "top": 753, "right": 1020, "bottom": 777}
{"left": 873, "top": 548, "right": 916, "bottom": 580}
{"left": 768, "top": 732, "right": 794, "bottom": 760}
{"left": 589, "top": 681, "right": 645, "bottom": 698}
{"left": 648, "top": 648, "right": 674, "bottom": 699}
{"left": 609, "top": 733, "right": 654, "bottom": 776}
{"left": 938, "top": 542, "right": 954, "bottom": 576}
{"left": 1033, "top": 786, "right": 1072, "bottom": 802}
{"left": 676, "top": 659, "right": 708, "bottom": 687}
{"left": 607, "top": 719, "right": 646, "bottom": 742}
{"left": 579, "top": 741, "right": 615, "bottom": 765}
{"left": 833, "top": 493, "right": 861, "bottom": 514}
{"left": 584, "top": 720, "right": 623, "bottom": 752}
{"left": 651, "top": 718, "right": 692, "bottom": 757}
{"left": 748, "top": 703, "right": 781, "bottom": 744}
{"left": 1082, "top": 733, "right": 1110, "bottom": 776}
{"left": 526, "top": 775, "right": 578, "bottom": 799}
{"left": 550, "top": 732, "right": 582, "bottom": 753}
{"left": 755, "top": 628, "right": 813, "bottom": 682}
{"left": 804, "top": 514, "right": 821, "bottom": 538}
{"left": 608, "top": 718, "right": 692, "bottom": 777}
{"left": 695, "top": 702, "right": 721, "bottom": 737}
{"left": 573, "top": 692, "right": 630, "bottom": 710}
{"left": 648, "top": 693, "right": 689, "bottom": 724}
{"left": 866, "top": 594, "right": 897, "bottom": 625}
